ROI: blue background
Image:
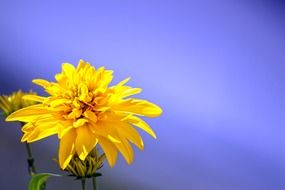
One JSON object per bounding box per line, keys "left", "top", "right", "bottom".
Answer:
{"left": 0, "top": 0, "right": 285, "bottom": 189}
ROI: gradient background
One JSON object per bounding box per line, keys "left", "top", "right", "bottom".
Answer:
{"left": 0, "top": 0, "right": 285, "bottom": 190}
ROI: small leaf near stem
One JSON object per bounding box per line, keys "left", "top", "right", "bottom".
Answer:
{"left": 28, "top": 173, "right": 61, "bottom": 190}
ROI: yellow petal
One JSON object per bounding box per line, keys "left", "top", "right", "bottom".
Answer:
{"left": 77, "top": 59, "right": 88, "bottom": 71}
{"left": 73, "top": 118, "right": 88, "bottom": 128}
{"left": 127, "top": 116, "right": 157, "bottom": 139}
{"left": 26, "top": 126, "right": 58, "bottom": 143}
{"left": 75, "top": 126, "right": 98, "bottom": 161}
{"left": 113, "top": 99, "right": 162, "bottom": 117}
{"left": 116, "top": 77, "right": 130, "bottom": 86}
{"left": 114, "top": 136, "right": 134, "bottom": 165}
{"left": 32, "top": 79, "right": 51, "bottom": 88}
{"left": 62, "top": 63, "right": 75, "bottom": 74}
{"left": 78, "top": 83, "right": 91, "bottom": 102}
{"left": 120, "top": 88, "right": 142, "bottom": 98}
{"left": 22, "top": 122, "right": 35, "bottom": 133}
{"left": 114, "top": 121, "right": 144, "bottom": 150}
{"left": 57, "top": 119, "right": 74, "bottom": 138}
{"left": 59, "top": 129, "right": 76, "bottom": 169}
{"left": 21, "top": 133, "right": 31, "bottom": 142}
{"left": 48, "top": 98, "right": 71, "bottom": 107}
{"left": 98, "top": 137, "right": 118, "bottom": 167}
{"left": 110, "top": 86, "right": 142, "bottom": 99}
{"left": 58, "top": 125, "right": 73, "bottom": 139}
{"left": 107, "top": 134, "right": 121, "bottom": 143}
{"left": 23, "top": 118, "right": 59, "bottom": 142}
{"left": 55, "top": 73, "right": 65, "bottom": 82}
{"left": 6, "top": 104, "right": 52, "bottom": 122}
{"left": 92, "top": 121, "right": 121, "bottom": 142}
{"left": 83, "top": 110, "right": 97, "bottom": 123}
{"left": 45, "top": 84, "right": 65, "bottom": 96}
{"left": 67, "top": 108, "right": 82, "bottom": 119}
{"left": 21, "top": 115, "right": 57, "bottom": 133}
{"left": 23, "top": 95, "right": 46, "bottom": 102}
{"left": 61, "top": 63, "right": 76, "bottom": 85}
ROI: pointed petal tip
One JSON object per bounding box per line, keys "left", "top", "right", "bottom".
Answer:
{"left": 23, "top": 95, "right": 45, "bottom": 102}
{"left": 158, "top": 106, "right": 163, "bottom": 115}
{"left": 150, "top": 105, "right": 163, "bottom": 118}
{"left": 117, "top": 77, "right": 131, "bottom": 86}
{"left": 78, "top": 152, "right": 88, "bottom": 161}
{"left": 126, "top": 158, "right": 134, "bottom": 165}
{"left": 32, "top": 79, "right": 51, "bottom": 88}
{"left": 21, "top": 136, "right": 27, "bottom": 143}
{"left": 5, "top": 113, "right": 15, "bottom": 122}
{"left": 59, "top": 155, "right": 73, "bottom": 170}
{"left": 106, "top": 157, "right": 116, "bottom": 168}
{"left": 139, "top": 140, "right": 144, "bottom": 150}
{"left": 5, "top": 116, "right": 11, "bottom": 122}
{"left": 109, "top": 163, "right": 115, "bottom": 168}
{"left": 147, "top": 130, "right": 157, "bottom": 139}
{"left": 60, "top": 161, "right": 68, "bottom": 170}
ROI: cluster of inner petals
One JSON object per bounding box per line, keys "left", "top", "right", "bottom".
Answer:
{"left": 41, "top": 62, "right": 115, "bottom": 130}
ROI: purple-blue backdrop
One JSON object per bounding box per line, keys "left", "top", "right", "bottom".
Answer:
{"left": 0, "top": 1, "right": 285, "bottom": 190}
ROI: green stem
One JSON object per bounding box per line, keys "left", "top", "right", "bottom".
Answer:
{"left": 92, "top": 177, "right": 98, "bottom": 190}
{"left": 24, "top": 132, "right": 46, "bottom": 190}
{"left": 25, "top": 142, "right": 36, "bottom": 175}
{"left": 81, "top": 178, "right": 86, "bottom": 190}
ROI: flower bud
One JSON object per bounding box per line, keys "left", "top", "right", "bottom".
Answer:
{"left": 61, "top": 148, "right": 105, "bottom": 179}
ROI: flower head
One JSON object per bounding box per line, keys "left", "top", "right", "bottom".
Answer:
{"left": 6, "top": 60, "right": 162, "bottom": 169}
{"left": 0, "top": 90, "right": 37, "bottom": 117}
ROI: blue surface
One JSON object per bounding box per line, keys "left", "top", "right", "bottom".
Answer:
{"left": 0, "top": 1, "right": 285, "bottom": 189}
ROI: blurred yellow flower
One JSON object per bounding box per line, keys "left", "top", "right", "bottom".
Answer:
{"left": 0, "top": 90, "right": 37, "bottom": 117}
{"left": 6, "top": 60, "right": 162, "bottom": 169}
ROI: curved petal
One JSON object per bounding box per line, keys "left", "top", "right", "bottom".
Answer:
{"left": 32, "top": 79, "right": 51, "bottom": 88}
{"left": 112, "top": 99, "right": 162, "bottom": 117}
{"left": 76, "top": 59, "right": 88, "bottom": 71}
{"left": 59, "top": 129, "right": 76, "bottom": 169}
{"left": 114, "top": 136, "right": 134, "bottom": 164}
{"left": 23, "top": 95, "right": 46, "bottom": 102}
{"left": 62, "top": 63, "right": 75, "bottom": 79}
{"left": 58, "top": 119, "right": 74, "bottom": 139}
{"left": 75, "top": 126, "right": 98, "bottom": 160}
{"left": 127, "top": 116, "right": 157, "bottom": 139}
{"left": 114, "top": 121, "right": 144, "bottom": 150}
{"left": 23, "top": 118, "right": 59, "bottom": 142}
{"left": 26, "top": 128, "right": 57, "bottom": 143}
{"left": 111, "top": 86, "right": 142, "bottom": 99}
{"left": 6, "top": 104, "right": 52, "bottom": 122}
{"left": 98, "top": 137, "right": 118, "bottom": 167}
{"left": 21, "top": 122, "right": 35, "bottom": 133}
{"left": 90, "top": 121, "right": 121, "bottom": 143}
{"left": 116, "top": 77, "right": 130, "bottom": 86}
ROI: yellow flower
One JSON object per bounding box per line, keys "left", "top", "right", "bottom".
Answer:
{"left": 0, "top": 90, "right": 37, "bottom": 117}
{"left": 6, "top": 60, "right": 162, "bottom": 169}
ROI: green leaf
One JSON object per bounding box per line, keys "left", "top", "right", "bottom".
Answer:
{"left": 28, "top": 173, "right": 61, "bottom": 190}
